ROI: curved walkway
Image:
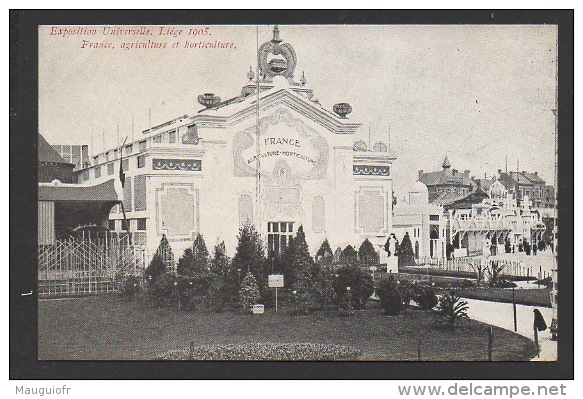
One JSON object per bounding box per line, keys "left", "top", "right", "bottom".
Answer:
{"left": 464, "top": 298, "right": 556, "bottom": 361}
{"left": 464, "top": 298, "right": 557, "bottom": 361}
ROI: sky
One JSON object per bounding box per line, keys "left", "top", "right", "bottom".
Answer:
{"left": 39, "top": 24, "right": 558, "bottom": 197}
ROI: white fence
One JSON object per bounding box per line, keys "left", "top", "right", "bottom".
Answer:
{"left": 415, "top": 257, "right": 532, "bottom": 278}
{"left": 38, "top": 236, "right": 146, "bottom": 297}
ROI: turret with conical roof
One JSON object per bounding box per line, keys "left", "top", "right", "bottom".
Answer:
{"left": 442, "top": 155, "right": 451, "bottom": 169}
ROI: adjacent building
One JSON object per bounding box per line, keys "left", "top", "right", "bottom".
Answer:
{"left": 418, "top": 156, "right": 474, "bottom": 203}
{"left": 52, "top": 144, "right": 90, "bottom": 171}
{"left": 393, "top": 181, "right": 448, "bottom": 259}
{"left": 38, "top": 134, "right": 120, "bottom": 244}
{"left": 475, "top": 170, "right": 556, "bottom": 218}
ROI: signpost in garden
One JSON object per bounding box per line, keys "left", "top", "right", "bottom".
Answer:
{"left": 268, "top": 274, "right": 284, "bottom": 312}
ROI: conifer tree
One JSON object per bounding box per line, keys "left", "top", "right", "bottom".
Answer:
{"left": 145, "top": 234, "right": 174, "bottom": 281}
{"left": 315, "top": 239, "right": 333, "bottom": 261}
{"left": 288, "top": 226, "right": 314, "bottom": 314}
{"left": 176, "top": 247, "right": 196, "bottom": 277}
{"left": 312, "top": 251, "right": 336, "bottom": 310}
{"left": 210, "top": 241, "right": 229, "bottom": 276}
{"left": 192, "top": 234, "right": 210, "bottom": 273}
{"left": 239, "top": 272, "right": 260, "bottom": 313}
{"left": 176, "top": 247, "right": 197, "bottom": 309}
{"left": 333, "top": 247, "right": 343, "bottom": 265}
{"left": 279, "top": 235, "right": 294, "bottom": 286}
{"left": 232, "top": 223, "right": 266, "bottom": 277}
{"left": 358, "top": 238, "right": 379, "bottom": 268}
{"left": 342, "top": 245, "right": 358, "bottom": 265}
{"left": 399, "top": 232, "right": 415, "bottom": 267}
{"left": 144, "top": 235, "right": 176, "bottom": 307}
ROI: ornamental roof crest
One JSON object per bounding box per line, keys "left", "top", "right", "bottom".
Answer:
{"left": 258, "top": 25, "right": 297, "bottom": 82}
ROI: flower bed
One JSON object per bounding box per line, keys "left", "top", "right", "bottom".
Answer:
{"left": 157, "top": 342, "right": 361, "bottom": 361}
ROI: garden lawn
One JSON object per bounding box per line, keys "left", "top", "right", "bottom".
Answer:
{"left": 457, "top": 287, "right": 551, "bottom": 308}
{"left": 38, "top": 294, "right": 536, "bottom": 361}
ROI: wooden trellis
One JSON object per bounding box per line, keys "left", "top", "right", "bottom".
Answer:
{"left": 38, "top": 235, "right": 146, "bottom": 297}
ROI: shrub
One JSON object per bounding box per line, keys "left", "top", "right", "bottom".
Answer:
{"left": 337, "top": 290, "right": 355, "bottom": 317}
{"left": 311, "top": 260, "right": 336, "bottom": 310}
{"left": 202, "top": 276, "right": 228, "bottom": 313}
{"left": 376, "top": 278, "right": 403, "bottom": 315}
{"left": 146, "top": 272, "right": 177, "bottom": 308}
{"left": 290, "top": 268, "right": 313, "bottom": 315}
{"left": 492, "top": 278, "right": 517, "bottom": 288}
{"left": 486, "top": 261, "right": 509, "bottom": 287}
{"left": 333, "top": 264, "right": 374, "bottom": 309}
{"left": 396, "top": 280, "right": 415, "bottom": 307}
{"left": 413, "top": 285, "right": 438, "bottom": 310}
{"left": 434, "top": 290, "right": 469, "bottom": 328}
{"left": 239, "top": 272, "right": 260, "bottom": 313}
{"left": 117, "top": 273, "right": 141, "bottom": 301}
{"left": 535, "top": 276, "right": 552, "bottom": 288}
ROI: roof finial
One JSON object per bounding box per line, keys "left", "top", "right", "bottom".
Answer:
{"left": 442, "top": 154, "right": 451, "bottom": 169}
{"left": 272, "top": 25, "right": 281, "bottom": 42}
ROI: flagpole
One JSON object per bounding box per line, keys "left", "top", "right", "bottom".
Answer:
{"left": 255, "top": 25, "right": 261, "bottom": 234}
{"left": 118, "top": 136, "right": 131, "bottom": 243}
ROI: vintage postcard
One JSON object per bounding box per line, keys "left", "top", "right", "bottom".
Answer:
{"left": 37, "top": 23, "right": 559, "bottom": 362}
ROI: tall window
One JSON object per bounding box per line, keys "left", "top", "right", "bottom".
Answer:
{"left": 268, "top": 222, "right": 294, "bottom": 255}
{"left": 136, "top": 218, "right": 147, "bottom": 231}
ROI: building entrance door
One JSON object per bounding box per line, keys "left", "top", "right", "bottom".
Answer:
{"left": 268, "top": 221, "right": 294, "bottom": 255}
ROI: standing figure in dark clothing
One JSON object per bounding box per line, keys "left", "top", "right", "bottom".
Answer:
{"left": 533, "top": 309, "right": 548, "bottom": 331}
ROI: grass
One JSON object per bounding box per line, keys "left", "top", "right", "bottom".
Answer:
{"left": 38, "top": 294, "right": 537, "bottom": 361}
{"left": 457, "top": 287, "right": 552, "bottom": 308}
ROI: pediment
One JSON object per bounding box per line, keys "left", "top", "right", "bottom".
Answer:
{"left": 194, "top": 88, "right": 360, "bottom": 135}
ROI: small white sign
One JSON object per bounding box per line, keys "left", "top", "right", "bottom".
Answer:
{"left": 268, "top": 274, "right": 284, "bottom": 288}
{"left": 252, "top": 304, "right": 264, "bottom": 314}
{"left": 369, "top": 266, "right": 378, "bottom": 271}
